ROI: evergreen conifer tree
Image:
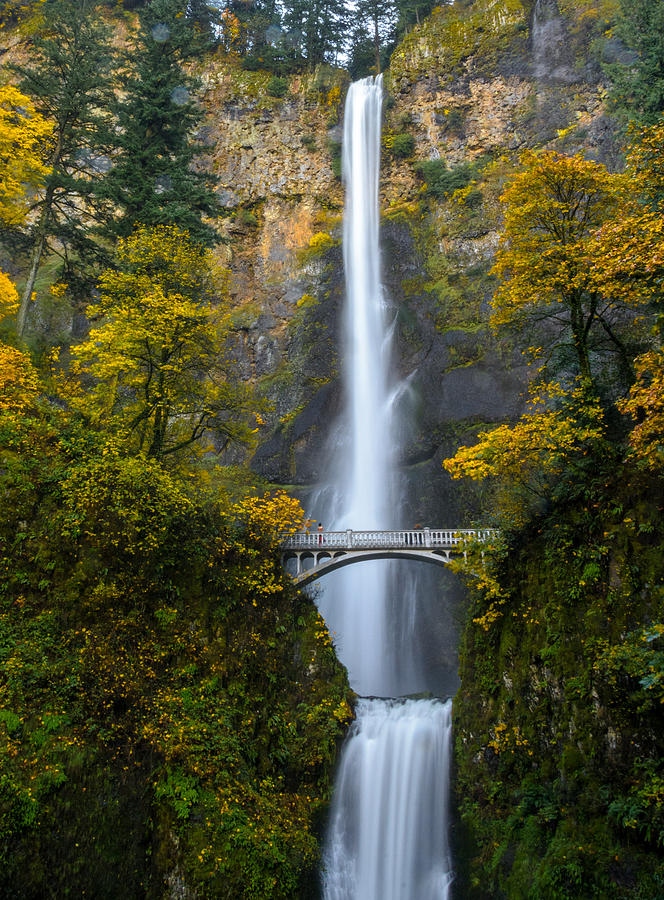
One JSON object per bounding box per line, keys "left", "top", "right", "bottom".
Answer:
{"left": 354, "top": 0, "right": 396, "bottom": 73}
{"left": 607, "top": 0, "right": 664, "bottom": 123}
{"left": 282, "top": 0, "right": 348, "bottom": 66}
{"left": 11, "top": 0, "right": 114, "bottom": 335}
{"left": 99, "top": 0, "right": 219, "bottom": 247}
{"left": 186, "top": 0, "right": 220, "bottom": 42}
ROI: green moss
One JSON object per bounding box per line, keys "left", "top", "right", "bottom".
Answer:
{"left": 228, "top": 301, "right": 262, "bottom": 330}
{"left": 226, "top": 66, "right": 273, "bottom": 101}
{"left": 453, "top": 473, "right": 664, "bottom": 897}
{"left": 0, "top": 411, "right": 352, "bottom": 898}
{"left": 382, "top": 200, "right": 423, "bottom": 226}
{"left": 391, "top": 0, "right": 527, "bottom": 83}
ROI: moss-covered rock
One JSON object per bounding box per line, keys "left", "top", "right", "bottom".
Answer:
{"left": 453, "top": 472, "right": 664, "bottom": 898}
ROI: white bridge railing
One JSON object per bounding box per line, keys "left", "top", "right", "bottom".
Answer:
{"left": 281, "top": 528, "right": 497, "bottom": 551}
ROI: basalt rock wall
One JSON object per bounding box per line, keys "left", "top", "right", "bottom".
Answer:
{"left": 200, "top": 1, "right": 620, "bottom": 524}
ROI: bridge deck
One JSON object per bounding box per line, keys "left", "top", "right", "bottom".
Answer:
{"left": 281, "top": 528, "right": 496, "bottom": 551}
{"left": 280, "top": 529, "right": 497, "bottom": 586}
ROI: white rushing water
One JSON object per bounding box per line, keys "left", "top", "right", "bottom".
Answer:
{"left": 318, "top": 76, "right": 454, "bottom": 899}
{"left": 313, "top": 73, "right": 395, "bottom": 697}
{"left": 324, "top": 698, "right": 453, "bottom": 900}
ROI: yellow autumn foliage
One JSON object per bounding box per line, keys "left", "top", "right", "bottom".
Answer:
{"left": 491, "top": 151, "right": 639, "bottom": 381}
{"left": 232, "top": 490, "right": 305, "bottom": 544}
{"left": 307, "top": 232, "right": 334, "bottom": 254}
{"left": 0, "top": 269, "right": 37, "bottom": 413}
{"left": 443, "top": 380, "right": 605, "bottom": 523}
{"left": 625, "top": 120, "right": 664, "bottom": 205}
{"left": 492, "top": 151, "right": 623, "bottom": 322}
{"left": 0, "top": 343, "right": 40, "bottom": 414}
{"left": 71, "top": 225, "right": 254, "bottom": 461}
{"left": 0, "top": 270, "right": 19, "bottom": 317}
{"left": 0, "top": 84, "right": 52, "bottom": 226}
{"left": 618, "top": 350, "right": 664, "bottom": 470}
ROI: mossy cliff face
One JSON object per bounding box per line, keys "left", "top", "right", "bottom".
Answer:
{"left": 452, "top": 477, "right": 664, "bottom": 898}
{"left": 203, "top": 3, "right": 623, "bottom": 525}
{"left": 189, "top": 56, "right": 347, "bottom": 485}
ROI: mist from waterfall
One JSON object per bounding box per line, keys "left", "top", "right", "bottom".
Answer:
{"left": 313, "top": 76, "right": 454, "bottom": 899}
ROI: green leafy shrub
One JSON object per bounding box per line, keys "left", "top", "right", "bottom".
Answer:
{"left": 241, "top": 56, "right": 263, "bottom": 72}
{"left": 416, "top": 158, "right": 475, "bottom": 198}
{"left": 463, "top": 188, "right": 484, "bottom": 208}
{"left": 444, "top": 108, "right": 465, "bottom": 132}
{"left": 266, "top": 76, "right": 288, "bottom": 98}
{"left": 0, "top": 408, "right": 352, "bottom": 898}
{"left": 236, "top": 207, "right": 259, "bottom": 228}
{"left": 328, "top": 138, "right": 342, "bottom": 179}
{"left": 390, "top": 133, "right": 416, "bottom": 158}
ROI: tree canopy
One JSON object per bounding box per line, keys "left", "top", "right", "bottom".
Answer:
{"left": 97, "top": 0, "right": 220, "bottom": 246}
{"left": 11, "top": 0, "right": 115, "bottom": 333}
{"left": 0, "top": 85, "right": 52, "bottom": 227}
{"left": 70, "top": 225, "right": 254, "bottom": 461}
{"left": 491, "top": 150, "right": 653, "bottom": 384}
{"left": 607, "top": 0, "right": 664, "bottom": 123}
{"left": 444, "top": 134, "right": 664, "bottom": 526}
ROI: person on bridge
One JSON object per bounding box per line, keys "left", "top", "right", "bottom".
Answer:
{"left": 318, "top": 523, "right": 323, "bottom": 544}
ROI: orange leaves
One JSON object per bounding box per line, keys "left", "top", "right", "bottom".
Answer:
{"left": 218, "top": 9, "right": 244, "bottom": 53}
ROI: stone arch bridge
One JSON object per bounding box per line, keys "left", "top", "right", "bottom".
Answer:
{"left": 280, "top": 529, "right": 497, "bottom": 587}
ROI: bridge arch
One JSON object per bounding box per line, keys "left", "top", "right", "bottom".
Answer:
{"left": 280, "top": 528, "right": 496, "bottom": 587}
{"left": 283, "top": 547, "right": 454, "bottom": 587}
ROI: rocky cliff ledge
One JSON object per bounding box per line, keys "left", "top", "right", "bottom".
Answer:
{"left": 203, "top": 0, "right": 620, "bottom": 524}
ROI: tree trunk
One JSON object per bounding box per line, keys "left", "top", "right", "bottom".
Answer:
{"left": 16, "top": 205, "right": 50, "bottom": 337}
{"left": 16, "top": 136, "right": 62, "bottom": 337}
{"left": 570, "top": 297, "right": 592, "bottom": 382}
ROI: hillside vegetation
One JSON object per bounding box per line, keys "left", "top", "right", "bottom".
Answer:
{"left": 2, "top": 0, "right": 664, "bottom": 897}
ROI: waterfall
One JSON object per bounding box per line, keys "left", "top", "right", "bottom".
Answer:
{"left": 323, "top": 698, "right": 453, "bottom": 900}
{"left": 315, "top": 76, "right": 454, "bottom": 899}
